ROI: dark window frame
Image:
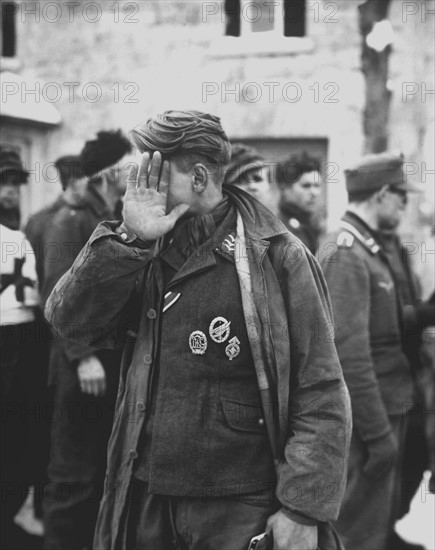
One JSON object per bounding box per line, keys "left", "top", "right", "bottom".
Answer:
{"left": 2, "top": 2, "right": 17, "bottom": 58}
{"left": 224, "top": 0, "right": 306, "bottom": 38}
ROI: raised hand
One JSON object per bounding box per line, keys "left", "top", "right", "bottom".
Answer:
{"left": 122, "top": 151, "right": 189, "bottom": 242}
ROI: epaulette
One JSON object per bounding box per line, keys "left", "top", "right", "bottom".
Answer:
{"left": 340, "top": 221, "right": 380, "bottom": 255}
{"left": 336, "top": 231, "right": 354, "bottom": 248}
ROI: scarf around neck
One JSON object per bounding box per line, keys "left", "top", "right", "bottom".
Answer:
{"left": 169, "top": 195, "right": 231, "bottom": 260}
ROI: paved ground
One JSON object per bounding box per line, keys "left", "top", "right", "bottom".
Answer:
{"left": 15, "top": 472, "right": 435, "bottom": 549}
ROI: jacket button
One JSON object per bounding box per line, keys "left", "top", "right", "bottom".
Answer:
{"left": 144, "top": 355, "right": 152, "bottom": 365}
{"left": 147, "top": 309, "right": 157, "bottom": 319}
{"left": 258, "top": 418, "right": 265, "bottom": 426}
{"left": 128, "top": 450, "right": 138, "bottom": 460}
{"left": 136, "top": 401, "right": 146, "bottom": 412}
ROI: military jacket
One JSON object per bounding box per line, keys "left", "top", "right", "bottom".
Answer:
{"left": 46, "top": 187, "right": 351, "bottom": 549}
{"left": 319, "top": 212, "right": 413, "bottom": 442}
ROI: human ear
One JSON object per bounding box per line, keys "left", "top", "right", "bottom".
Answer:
{"left": 192, "top": 163, "right": 208, "bottom": 193}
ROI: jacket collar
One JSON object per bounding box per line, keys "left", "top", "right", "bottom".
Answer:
{"left": 223, "top": 185, "right": 289, "bottom": 242}
{"left": 341, "top": 211, "right": 381, "bottom": 255}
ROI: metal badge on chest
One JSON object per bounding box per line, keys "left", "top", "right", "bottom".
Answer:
{"left": 188, "top": 316, "right": 240, "bottom": 360}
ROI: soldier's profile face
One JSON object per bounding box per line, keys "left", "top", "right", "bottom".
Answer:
{"left": 378, "top": 187, "right": 407, "bottom": 230}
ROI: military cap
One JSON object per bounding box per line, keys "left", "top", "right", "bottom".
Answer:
{"left": 345, "top": 152, "right": 417, "bottom": 198}
{"left": 0, "top": 145, "right": 29, "bottom": 184}
{"left": 224, "top": 143, "right": 265, "bottom": 185}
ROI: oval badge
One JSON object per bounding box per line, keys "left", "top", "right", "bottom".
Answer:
{"left": 209, "top": 316, "right": 231, "bottom": 344}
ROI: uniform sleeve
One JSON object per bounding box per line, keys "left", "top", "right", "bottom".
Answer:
{"left": 45, "top": 221, "right": 155, "bottom": 350}
{"left": 321, "top": 246, "right": 392, "bottom": 442}
{"left": 273, "top": 243, "right": 352, "bottom": 522}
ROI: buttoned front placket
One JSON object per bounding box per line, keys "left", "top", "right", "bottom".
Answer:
{"left": 117, "top": 259, "right": 164, "bottom": 478}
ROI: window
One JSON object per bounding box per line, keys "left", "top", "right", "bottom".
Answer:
{"left": 284, "top": 0, "right": 306, "bottom": 37}
{"left": 225, "top": 0, "right": 241, "bottom": 37}
{"left": 225, "top": 0, "right": 306, "bottom": 38}
{"left": 1, "top": 2, "right": 16, "bottom": 58}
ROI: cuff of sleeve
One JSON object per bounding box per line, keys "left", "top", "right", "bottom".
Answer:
{"left": 63, "top": 343, "right": 96, "bottom": 363}
{"left": 115, "top": 223, "right": 155, "bottom": 249}
{"left": 281, "top": 507, "right": 318, "bottom": 526}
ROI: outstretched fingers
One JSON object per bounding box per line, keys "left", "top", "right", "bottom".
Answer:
{"left": 137, "top": 152, "right": 150, "bottom": 190}
{"left": 126, "top": 161, "right": 139, "bottom": 191}
{"left": 158, "top": 160, "right": 171, "bottom": 196}
{"left": 148, "top": 151, "right": 162, "bottom": 190}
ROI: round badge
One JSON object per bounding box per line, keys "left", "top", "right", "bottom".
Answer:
{"left": 189, "top": 330, "right": 208, "bottom": 355}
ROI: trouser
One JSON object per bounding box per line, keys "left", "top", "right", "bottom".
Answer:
{"left": 335, "top": 415, "right": 406, "bottom": 550}
{"left": 0, "top": 322, "right": 42, "bottom": 550}
{"left": 124, "top": 479, "right": 279, "bottom": 550}
{"left": 43, "top": 350, "right": 120, "bottom": 550}
{"left": 395, "top": 403, "right": 428, "bottom": 520}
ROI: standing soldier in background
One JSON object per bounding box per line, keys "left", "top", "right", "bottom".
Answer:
{"left": 374, "top": 185, "right": 435, "bottom": 550}
{"left": 276, "top": 152, "right": 323, "bottom": 254}
{"left": 0, "top": 146, "right": 41, "bottom": 550}
{"left": 24, "top": 156, "right": 89, "bottom": 523}
{"left": 319, "top": 153, "right": 416, "bottom": 550}
{"left": 42, "top": 131, "right": 132, "bottom": 550}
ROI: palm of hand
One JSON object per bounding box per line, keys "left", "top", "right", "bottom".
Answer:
{"left": 122, "top": 152, "right": 189, "bottom": 242}
{"left": 123, "top": 188, "right": 171, "bottom": 241}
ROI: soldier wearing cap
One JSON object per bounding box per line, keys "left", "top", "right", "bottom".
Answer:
{"left": 42, "top": 132, "right": 131, "bottom": 550}
{"left": 319, "top": 152, "right": 416, "bottom": 550}
{"left": 224, "top": 142, "right": 277, "bottom": 211}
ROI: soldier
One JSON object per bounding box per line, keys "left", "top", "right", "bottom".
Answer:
{"left": 319, "top": 153, "right": 417, "bottom": 550}
{"left": 276, "top": 152, "right": 323, "bottom": 254}
{"left": 375, "top": 181, "right": 434, "bottom": 550}
{"left": 42, "top": 131, "right": 132, "bottom": 550}
{"left": 46, "top": 110, "right": 351, "bottom": 550}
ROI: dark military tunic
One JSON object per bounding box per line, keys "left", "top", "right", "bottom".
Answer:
{"left": 133, "top": 207, "right": 276, "bottom": 497}
{"left": 319, "top": 211, "right": 413, "bottom": 550}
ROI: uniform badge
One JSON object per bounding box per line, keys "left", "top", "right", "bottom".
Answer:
{"left": 163, "top": 292, "right": 181, "bottom": 313}
{"left": 225, "top": 337, "right": 240, "bottom": 361}
{"left": 209, "top": 316, "right": 231, "bottom": 343}
{"left": 189, "top": 331, "right": 208, "bottom": 355}
{"left": 222, "top": 234, "right": 236, "bottom": 253}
